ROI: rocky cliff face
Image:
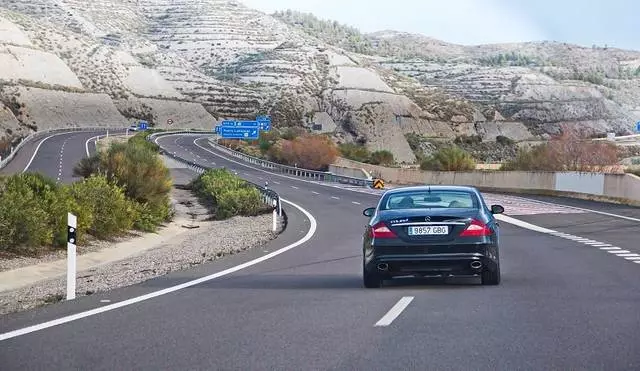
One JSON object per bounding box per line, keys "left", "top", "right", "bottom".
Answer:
{"left": 0, "top": 1, "right": 638, "bottom": 165}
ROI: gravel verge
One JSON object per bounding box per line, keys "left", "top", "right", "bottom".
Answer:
{"left": 0, "top": 213, "right": 279, "bottom": 315}
{"left": 0, "top": 172, "right": 284, "bottom": 315}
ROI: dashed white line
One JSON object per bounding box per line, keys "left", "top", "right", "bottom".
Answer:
{"left": 374, "top": 296, "right": 414, "bottom": 327}
{"left": 609, "top": 250, "right": 631, "bottom": 254}
{"left": 273, "top": 181, "right": 280, "bottom": 185}
{"left": 311, "top": 191, "right": 319, "bottom": 194}
{"left": 352, "top": 201, "right": 361, "bottom": 205}
{"left": 331, "top": 196, "right": 340, "bottom": 200}
{"left": 291, "top": 186, "right": 299, "bottom": 189}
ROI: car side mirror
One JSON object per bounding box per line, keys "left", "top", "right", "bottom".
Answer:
{"left": 490, "top": 204, "right": 504, "bottom": 214}
{"left": 363, "top": 207, "right": 375, "bottom": 217}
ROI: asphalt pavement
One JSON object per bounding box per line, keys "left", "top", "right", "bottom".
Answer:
{"left": 1, "top": 132, "right": 640, "bottom": 370}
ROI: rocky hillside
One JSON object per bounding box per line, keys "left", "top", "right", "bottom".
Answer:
{"left": 1, "top": 2, "right": 639, "bottom": 164}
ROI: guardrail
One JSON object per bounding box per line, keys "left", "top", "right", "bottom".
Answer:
{"left": 205, "top": 136, "right": 373, "bottom": 188}
{"left": 0, "top": 126, "right": 125, "bottom": 170}
{"left": 148, "top": 131, "right": 283, "bottom": 215}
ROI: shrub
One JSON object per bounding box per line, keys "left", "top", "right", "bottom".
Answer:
{"left": 502, "top": 125, "right": 619, "bottom": 172}
{"left": 0, "top": 173, "right": 92, "bottom": 252}
{"left": 74, "top": 137, "right": 173, "bottom": 231}
{"left": 369, "top": 150, "right": 395, "bottom": 166}
{"left": 267, "top": 134, "right": 338, "bottom": 170}
{"left": 420, "top": 146, "right": 476, "bottom": 171}
{"left": 191, "top": 168, "right": 265, "bottom": 219}
{"left": 128, "top": 131, "right": 160, "bottom": 153}
{"left": 71, "top": 175, "right": 136, "bottom": 239}
{"left": 339, "top": 143, "right": 371, "bottom": 163}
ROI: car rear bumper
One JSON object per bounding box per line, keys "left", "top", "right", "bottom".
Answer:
{"left": 365, "top": 253, "right": 498, "bottom": 277}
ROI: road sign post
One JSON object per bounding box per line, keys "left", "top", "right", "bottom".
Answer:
{"left": 373, "top": 178, "right": 385, "bottom": 189}
{"left": 167, "top": 118, "right": 173, "bottom": 126}
{"left": 67, "top": 213, "right": 77, "bottom": 300}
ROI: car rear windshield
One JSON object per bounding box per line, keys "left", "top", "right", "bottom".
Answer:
{"left": 381, "top": 190, "right": 479, "bottom": 210}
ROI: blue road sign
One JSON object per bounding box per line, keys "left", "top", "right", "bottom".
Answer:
{"left": 221, "top": 120, "right": 237, "bottom": 127}
{"left": 139, "top": 121, "right": 148, "bottom": 130}
{"left": 220, "top": 126, "right": 259, "bottom": 139}
{"left": 259, "top": 121, "right": 271, "bottom": 131}
{"left": 214, "top": 125, "right": 221, "bottom": 133}
{"left": 636, "top": 121, "right": 640, "bottom": 133}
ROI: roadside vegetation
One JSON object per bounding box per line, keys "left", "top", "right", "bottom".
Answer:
{"left": 338, "top": 143, "right": 395, "bottom": 166}
{"left": 0, "top": 132, "right": 173, "bottom": 257}
{"left": 501, "top": 126, "right": 620, "bottom": 172}
{"left": 190, "top": 168, "right": 269, "bottom": 220}
{"left": 219, "top": 128, "right": 339, "bottom": 171}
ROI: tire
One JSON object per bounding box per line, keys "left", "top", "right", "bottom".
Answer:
{"left": 481, "top": 261, "right": 501, "bottom": 285}
{"left": 363, "top": 263, "right": 382, "bottom": 288}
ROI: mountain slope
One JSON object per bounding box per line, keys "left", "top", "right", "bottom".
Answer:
{"left": 1, "top": 2, "right": 638, "bottom": 165}
{"left": 275, "top": 11, "right": 640, "bottom": 138}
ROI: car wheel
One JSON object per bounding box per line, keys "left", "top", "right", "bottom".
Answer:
{"left": 481, "top": 261, "right": 501, "bottom": 285}
{"left": 363, "top": 263, "right": 382, "bottom": 288}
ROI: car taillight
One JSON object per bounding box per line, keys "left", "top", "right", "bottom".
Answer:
{"left": 371, "top": 222, "right": 397, "bottom": 239}
{"left": 459, "top": 219, "right": 492, "bottom": 237}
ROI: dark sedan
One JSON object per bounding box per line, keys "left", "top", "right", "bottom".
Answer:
{"left": 361, "top": 185, "right": 504, "bottom": 287}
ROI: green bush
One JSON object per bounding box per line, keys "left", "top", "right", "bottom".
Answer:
{"left": 74, "top": 136, "right": 173, "bottom": 232}
{"left": 339, "top": 143, "right": 371, "bottom": 163}
{"left": 191, "top": 168, "right": 265, "bottom": 219}
{"left": 71, "top": 175, "right": 136, "bottom": 239}
{"left": 420, "top": 146, "right": 476, "bottom": 171}
{"left": 0, "top": 173, "right": 92, "bottom": 252}
{"left": 369, "top": 150, "right": 395, "bottom": 166}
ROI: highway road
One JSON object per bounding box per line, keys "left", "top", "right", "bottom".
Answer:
{"left": 1, "top": 132, "right": 640, "bottom": 370}
{"left": 0, "top": 129, "right": 124, "bottom": 183}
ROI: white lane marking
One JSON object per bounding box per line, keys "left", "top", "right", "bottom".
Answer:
{"left": 0, "top": 198, "right": 317, "bottom": 342}
{"left": 312, "top": 191, "right": 319, "bottom": 195}
{"left": 352, "top": 201, "right": 361, "bottom": 205}
{"left": 273, "top": 181, "right": 280, "bottom": 185}
{"left": 374, "top": 296, "right": 414, "bottom": 327}
{"left": 331, "top": 196, "right": 340, "bottom": 200}
{"left": 517, "top": 197, "right": 640, "bottom": 223}
{"left": 24, "top": 132, "right": 75, "bottom": 172}
{"left": 291, "top": 186, "right": 299, "bottom": 189}
{"left": 495, "top": 214, "right": 640, "bottom": 264}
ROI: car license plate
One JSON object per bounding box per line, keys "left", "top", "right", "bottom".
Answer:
{"left": 407, "top": 225, "right": 449, "bottom": 236}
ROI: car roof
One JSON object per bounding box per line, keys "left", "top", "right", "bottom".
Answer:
{"left": 383, "top": 185, "right": 480, "bottom": 195}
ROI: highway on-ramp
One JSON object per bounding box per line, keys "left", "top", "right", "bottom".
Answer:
{"left": 1, "top": 132, "right": 640, "bottom": 370}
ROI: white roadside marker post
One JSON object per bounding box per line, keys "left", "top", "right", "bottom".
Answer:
{"left": 67, "top": 213, "right": 77, "bottom": 300}
{"left": 272, "top": 199, "right": 278, "bottom": 232}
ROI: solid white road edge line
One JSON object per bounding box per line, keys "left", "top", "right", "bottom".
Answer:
{"left": 0, "top": 197, "right": 317, "bottom": 342}
{"left": 374, "top": 296, "right": 414, "bottom": 327}
{"left": 23, "top": 132, "right": 77, "bottom": 173}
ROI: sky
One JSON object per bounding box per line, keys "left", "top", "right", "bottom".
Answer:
{"left": 241, "top": 0, "right": 638, "bottom": 50}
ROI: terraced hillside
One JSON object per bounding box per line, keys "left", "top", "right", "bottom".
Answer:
{"left": 1, "top": 2, "right": 639, "bottom": 164}
{"left": 275, "top": 11, "right": 640, "bottom": 140}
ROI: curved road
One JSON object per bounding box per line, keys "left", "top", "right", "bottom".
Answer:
{"left": 0, "top": 129, "right": 124, "bottom": 182}
{"left": 1, "top": 132, "right": 640, "bottom": 370}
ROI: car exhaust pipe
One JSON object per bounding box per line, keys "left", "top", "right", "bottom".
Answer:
{"left": 470, "top": 261, "right": 482, "bottom": 269}
{"left": 377, "top": 263, "right": 389, "bottom": 271}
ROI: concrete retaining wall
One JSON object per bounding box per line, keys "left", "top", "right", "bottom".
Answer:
{"left": 329, "top": 160, "right": 640, "bottom": 205}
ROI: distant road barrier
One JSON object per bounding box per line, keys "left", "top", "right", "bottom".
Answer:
{"left": 0, "top": 126, "right": 125, "bottom": 171}
{"left": 205, "top": 136, "right": 373, "bottom": 188}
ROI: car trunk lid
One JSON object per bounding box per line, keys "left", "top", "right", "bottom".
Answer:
{"left": 379, "top": 208, "right": 479, "bottom": 243}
